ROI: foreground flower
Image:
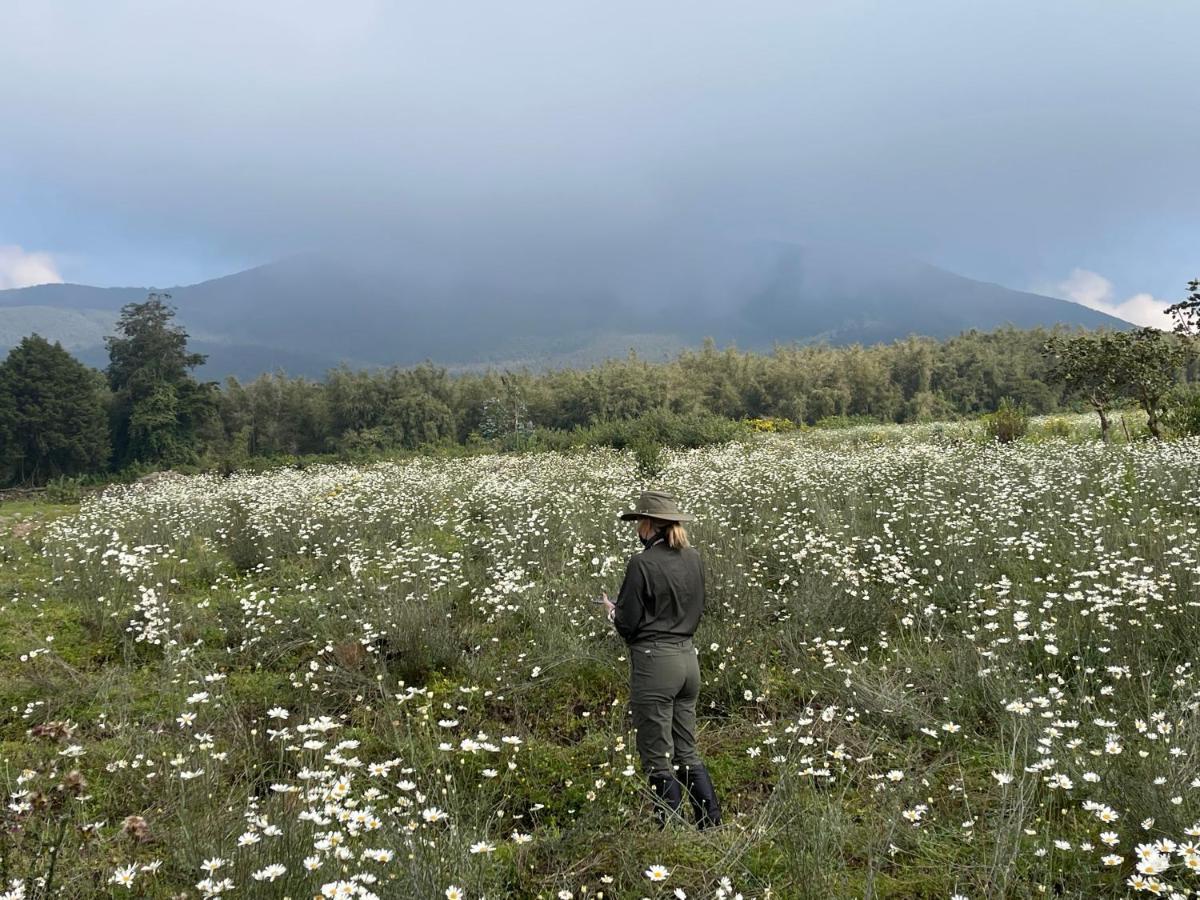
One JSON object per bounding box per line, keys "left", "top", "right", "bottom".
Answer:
{"left": 445, "top": 887, "right": 465, "bottom": 900}
{"left": 645, "top": 864, "right": 671, "bottom": 881}
{"left": 196, "top": 877, "right": 236, "bottom": 898}
{"left": 108, "top": 865, "right": 137, "bottom": 888}
{"left": 252, "top": 864, "right": 287, "bottom": 881}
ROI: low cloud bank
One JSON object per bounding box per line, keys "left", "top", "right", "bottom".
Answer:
{"left": 0, "top": 245, "right": 63, "bottom": 290}
{"left": 1048, "top": 268, "right": 1172, "bottom": 329}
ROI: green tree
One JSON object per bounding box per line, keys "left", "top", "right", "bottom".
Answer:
{"left": 219, "top": 372, "right": 330, "bottom": 457}
{"left": 105, "top": 293, "right": 218, "bottom": 467}
{"left": 478, "top": 372, "right": 533, "bottom": 440}
{"left": 1043, "top": 332, "right": 1127, "bottom": 442}
{"left": 1113, "top": 328, "right": 1191, "bottom": 440}
{"left": 0, "top": 335, "right": 110, "bottom": 484}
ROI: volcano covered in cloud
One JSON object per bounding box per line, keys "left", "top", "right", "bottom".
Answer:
{"left": 0, "top": 240, "right": 1126, "bottom": 379}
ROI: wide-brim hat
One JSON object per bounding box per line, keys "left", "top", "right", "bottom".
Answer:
{"left": 619, "top": 490, "right": 695, "bottom": 523}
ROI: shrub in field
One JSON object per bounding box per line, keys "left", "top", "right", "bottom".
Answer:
{"left": 1039, "top": 417, "right": 1074, "bottom": 438}
{"left": 493, "top": 410, "right": 743, "bottom": 455}
{"left": 981, "top": 398, "right": 1029, "bottom": 443}
{"left": 744, "top": 416, "right": 798, "bottom": 433}
{"left": 1165, "top": 386, "right": 1200, "bottom": 437}
{"left": 43, "top": 475, "right": 85, "bottom": 504}
{"left": 494, "top": 427, "right": 577, "bottom": 454}
{"left": 1023, "top": 415, "right": 1091, "bottom": 443}
{"left": 222, "top": 497, "right": 267, "bottom": 572}
{"left": 587, "top": 409, "right": 745, "bottom": 450}
{"left": 631, "top": 439, "right": 664, "bottom": 478}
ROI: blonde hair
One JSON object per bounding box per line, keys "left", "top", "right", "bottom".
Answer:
{"left": 665, "top": 522, "right": 690, "bottom": 549}
{"left": 642, "top": 517, "right": 690, "bottom": 549}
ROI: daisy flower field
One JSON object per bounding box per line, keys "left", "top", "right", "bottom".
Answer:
{"left": 1, "top": 422, "right": 1198, "bottom": 898}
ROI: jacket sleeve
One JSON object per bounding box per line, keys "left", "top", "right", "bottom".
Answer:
{"left": 613, "top": 556, "right": 647, "bottom": 642}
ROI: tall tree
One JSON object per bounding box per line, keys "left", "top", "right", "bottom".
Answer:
{"left": 0, "top": 335, "right": 110, "bottom": 484}
{"left": 478, "top": 372, "right": 533, "bottom": 440}
{"left": 1114, "top": 328, "right": 1191, "bottom": 440}
{"left": 106, "top": 293, "right": 218, "bottom": 467}
{"left": 1043, "top": 332, "right": 1126, "bottom": 442}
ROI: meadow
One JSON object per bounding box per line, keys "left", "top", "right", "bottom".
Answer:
{"left": 2, "top": 419, "right": 1199, "bottom": 899}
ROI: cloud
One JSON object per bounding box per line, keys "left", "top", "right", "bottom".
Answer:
{"left": 0, "top": 245, "right": 64, "bottom": 289}
{"left": 2, "top": 3, "right": 1198, "bottom": 291}
{"left": 1049, "top": 267, "right": 1173, "bottom": 329}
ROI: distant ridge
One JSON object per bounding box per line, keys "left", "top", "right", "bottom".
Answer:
{"left": 0, "top": 242, "right": 1127, "bottom": 380}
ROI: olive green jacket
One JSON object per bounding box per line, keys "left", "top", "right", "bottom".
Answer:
{"left": 614, "top": 539, "right": 705, "bottom": 645}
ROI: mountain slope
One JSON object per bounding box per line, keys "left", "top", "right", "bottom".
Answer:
{"left": 0, "top": 242, "right": 1128, "bottom": 379}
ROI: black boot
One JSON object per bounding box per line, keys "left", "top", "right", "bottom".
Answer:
{"left": 682, "top": 765, "right": 722, "bottom": 829}
{"left": 647, "top": 772, "right": 683, "bottom": 828}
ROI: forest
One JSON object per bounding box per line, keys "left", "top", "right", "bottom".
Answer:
{"left": 1, "top": 290, "right": 1198, "bottom": 487}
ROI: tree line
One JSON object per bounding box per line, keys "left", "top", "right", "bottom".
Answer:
{"left": 1, "top": 284, "right": 1198, "bottom": 487}
{"left": 1044, "top": 279, "right": 1200, "bottom": 441}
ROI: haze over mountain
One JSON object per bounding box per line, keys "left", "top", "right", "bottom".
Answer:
{"left": 0, "top": 240, "right": 1126, "bottom": 380}
{"left": 5, "top": 3, "right": 1197, "bottom": 329}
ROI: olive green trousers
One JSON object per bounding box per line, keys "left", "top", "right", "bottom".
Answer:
{"left": 628, "top": 638, "right": 702, "bottom": 776}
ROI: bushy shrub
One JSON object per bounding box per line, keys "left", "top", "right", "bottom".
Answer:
{"left": 495, "top": 428, "right": 578, "bottom": 454}
{"left": 44, "top": 475, "right": 85, "bottom": 504}
{"left": 1041, "top": 417, "right": 1073, "bottom": 437}
{"left": 981, "top": 399, "right": 1030, "bottom": 443}
{"left": 745, "top": 416, "right": 799, "bottom": 433}
{"left": 587, "top": 409, "right": 745, "bottom": 450}
{"left": 490, "top": 410, "right": 743, "bottom": 458}
{"left": 1027, "top": 417, "right": 1075, "bottom": 441}
{"left": 812, "top": 414, "right": 883, "bottom": 429}
{"left": 631, "top": 440, "right": 664, "bottom": 478}
{"left": 1165, "top": 387, "right": 1200, "bottom": 437}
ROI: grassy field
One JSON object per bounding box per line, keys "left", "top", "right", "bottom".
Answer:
{"left": 2, "top": 419, "right": 1198, "bottom": 899}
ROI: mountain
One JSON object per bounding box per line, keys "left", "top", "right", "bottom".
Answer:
{"left": 0, "top": 241, "right": 1127, "bottom": 380}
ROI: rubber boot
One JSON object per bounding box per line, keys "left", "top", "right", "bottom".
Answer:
{"left": 647, "top": 772, "right": 683, "bottom": 828}
{"left": 682, "top": 765, "right": 722, "bottom": 829}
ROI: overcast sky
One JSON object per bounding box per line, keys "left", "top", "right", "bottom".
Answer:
{"left": 2, "top": 1, "right": 1198, "bottom": 325}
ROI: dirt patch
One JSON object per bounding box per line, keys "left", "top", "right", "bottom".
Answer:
{"left": 10, "top": 520, "right": 39, "bottom": 539}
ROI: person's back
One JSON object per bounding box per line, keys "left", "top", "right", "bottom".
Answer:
{"left": 614, "top": 541, "right": 704, "bottom": 645}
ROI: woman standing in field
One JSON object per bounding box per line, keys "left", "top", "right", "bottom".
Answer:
{"left": 601, "top": 490, "right": 722, "bottom": 830}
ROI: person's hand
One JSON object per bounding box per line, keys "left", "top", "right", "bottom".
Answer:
{"left": 601, "top": 591, "right": 615, "bottom": 615}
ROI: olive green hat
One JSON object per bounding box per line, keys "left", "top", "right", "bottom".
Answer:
{"left": 619, "top": 489, "right": 695, "bottom": 523}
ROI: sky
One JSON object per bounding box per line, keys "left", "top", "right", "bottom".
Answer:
{"left": 2, "top": 1, "right": 1198, "bottom": 326}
